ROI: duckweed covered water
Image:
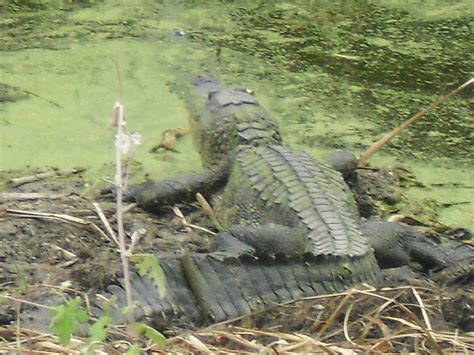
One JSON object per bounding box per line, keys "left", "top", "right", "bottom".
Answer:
{"left": 0, "top": 0, "right": 472, "bottom": 228}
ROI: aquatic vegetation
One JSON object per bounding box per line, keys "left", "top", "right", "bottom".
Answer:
{"left": 0, "top": 0, "right": 471, "bottom": 228}
{"left": 0, "top": 83, "right": 28, "bottom": 102}
{"left": 188, "top": 0, "right": 472, "bottom": 163}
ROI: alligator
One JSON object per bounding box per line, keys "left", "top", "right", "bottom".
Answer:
{"left": 99, "top": 75, "right": 473, "bottom": 329}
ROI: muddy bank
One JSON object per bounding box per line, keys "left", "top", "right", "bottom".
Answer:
{"left": 0, "top": 168, "right": 213, "bottom": 331}
{"left": 0, "top": 164, "right": 472, "bottom": 344}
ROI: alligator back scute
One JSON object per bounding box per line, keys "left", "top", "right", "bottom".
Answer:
{"left": 217, "top": 144, "right": 369, "bottom": 257}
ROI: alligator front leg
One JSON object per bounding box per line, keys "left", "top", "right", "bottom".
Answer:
{"left": 130, "top": 164, "right": 229, "bottom": 212}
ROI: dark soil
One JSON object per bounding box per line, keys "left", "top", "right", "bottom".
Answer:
{"left": 0, "top": 166, "right": 472, "bottom": 352}
{"left": 0, "top": 169, "right": 213, "bottom": 332}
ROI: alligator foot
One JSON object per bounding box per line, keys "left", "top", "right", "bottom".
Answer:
{"left": 362, "top": 220, "right": 473, "bottom": 285}
{"left": 322, "top": 150, "right": 358, "bottom": 180}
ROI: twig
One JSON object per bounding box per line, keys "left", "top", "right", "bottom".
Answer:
{"left": 172, "top": 206, "right": 192, "bottom": 233}
{"left": 5, "top": 208, "right": 113, "bottom": 243}
{"left": 0, "top": 192, "right": 66, "bottom": 202}
{"left": 15, "top": 299, "right": 20, "bottom": 350}
{"left": 3, "top": 295, "right": 55, "bottom": 310}
{"left": 121, "top": 202, "right": 137, "bottom": 215}
{"left": 48, "top": 243, "right": 78, "bottom": 261}
{"left": 211, "top": 331, "right": 263, "bottom": 350}
{"left": 316, "top": 289, "right": 354, "bottom": 339}
{"left": 196, "top": 192, "right": 223, "bottom": 230}
{"left": 185, "top": 335, "right": 213, "bottom": 353}
{"left": 18, "top": 88, "right": 64, "bottom": 108}
{"left": 356, "top": 290, "right": 404, "bottom": 342}
{"left": 342, "top": 302, "right": 357, "bottom": 346}
{"left": 127, "top": 228, "right": 146, "bottom": 255}
{"left": 357, "top": 290, "right": 444, "bottom": 354}
{"left": 7, "top": 167, "right": 85, "bottom": 188}
{"left": 113, "top": 101, "right": 134, "bottom": 322}
{"left": 172, "top": 206, "right": 217, "bottom": 235}
{"left": 92, "top": 202, "right": 120, "bottom": 247}
{"left": 358, "top": 78, "right": 474, "bottom": 166}
{"left": 411, "top": 287, "right": 433, "bottom": 331}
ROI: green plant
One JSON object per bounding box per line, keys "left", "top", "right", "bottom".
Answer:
{"left": 134, "top": 323, "right": 166, "bottom": 349}
{"left": 49, "top": 297, "right": 88, "bottom": 346}
{"left": 49, "top": 296, "right": 166, "bottom": 351}
{"left": 131, "top": 254, "right": 167, "bottom": 298}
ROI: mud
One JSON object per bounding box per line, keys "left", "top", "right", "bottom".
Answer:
{"left": 0, "top": 169, "right": 213, "bottom": 332}
{"left": 1, "top": 165, "right": 472, "bottom": 341}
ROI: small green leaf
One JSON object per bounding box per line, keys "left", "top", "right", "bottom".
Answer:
{"left": 0, "top": 292, "right": 7, "bottom": 304}
{"left": 125, "top": 344, "right": 142, "bottom": 355}
{"left": 135, "top": 322, "right": 167, "bottom": 349}
{"left": 133, "top": 254, "right": 167, "bottom": 298}
{"left": 49, "top": 297, "right": 88, "bottom": 346}
{"left": 86, "top": 315, "right": 113, "bottom": 354}
{"left": 89, "top": 315, "right": 112, "bottom": 342}
{"left": 122, "top": 305, "right": 135, "bottom": 315}
{"left": 260, "top": 347, "right": 274, "bottom": 355}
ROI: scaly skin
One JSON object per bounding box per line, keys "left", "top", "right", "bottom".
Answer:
{"left": 108, "top": 75, "right": 380, "bottom": 327}
{"left": 217, "top": 144, "right": 369, "bottom": 257}
{"left": 188, "top": 75, "right": 374, "bottom": 260}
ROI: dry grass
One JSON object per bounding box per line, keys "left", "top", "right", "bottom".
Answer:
{"left": 1, "top": 284, "right": 472, "bottom": 354}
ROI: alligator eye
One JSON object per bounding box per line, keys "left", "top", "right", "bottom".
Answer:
{"left": 235, "top": 87, "right": 254, "bottom": 95}
{"left": 207, "top": 91, "right": 218, "bottom": 100}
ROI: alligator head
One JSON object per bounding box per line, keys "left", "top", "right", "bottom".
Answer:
{"left": 190, "top": 74, "right": 282, "bottom": 168}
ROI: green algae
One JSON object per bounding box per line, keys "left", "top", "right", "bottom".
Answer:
{"left": 0, "top": 40, "right": 202, "bottom": 182}
{"left": 0, "top": 1, "right": 205, "bottom": 184}
{"left": 0, "top": 0, "right": 472, "bottom": 229}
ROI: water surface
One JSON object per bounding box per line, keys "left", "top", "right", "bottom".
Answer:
{"left": 0, "top": 0, "right": 472, "bottom": 228}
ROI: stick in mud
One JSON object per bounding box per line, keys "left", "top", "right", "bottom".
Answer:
{"left": 0, "top": 192, "right": 65, "bottom": 202}
{"left": 358, "top": 78, "right": 473, "bottom": 166}
{"left": 7, "top": 167, "right": 85, "bottom": 188}
{"left": 113, "top": 101, "right": 134, "bottom": 323}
